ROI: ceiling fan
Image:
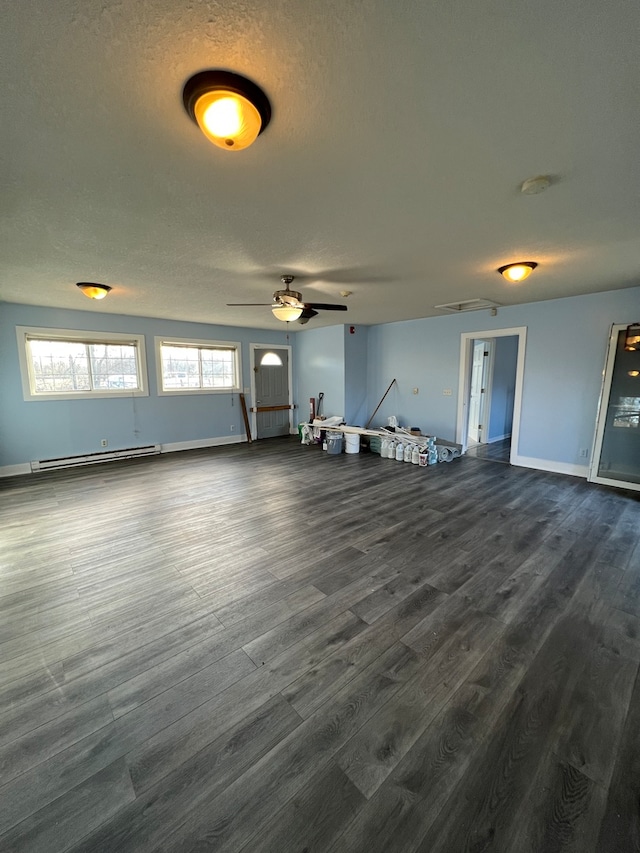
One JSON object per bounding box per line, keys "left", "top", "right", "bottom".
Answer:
{"left": 227, "top": 275, "right": 348, "bottom": 324}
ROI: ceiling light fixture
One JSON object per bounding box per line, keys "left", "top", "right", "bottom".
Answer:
{"left": 497, "top": 262, "right": 538, "bottom": 283}
{"left": 76, "top": 282, "right": 112, "bottom": 300}
{"left": 272, "top": 304, "right": 303, "bottom": 322}
{"left": 624, "top": 323, "right": 640, "bottom": 351}
{"left": 182, "top": 70, "right": 271, "bottom": 151}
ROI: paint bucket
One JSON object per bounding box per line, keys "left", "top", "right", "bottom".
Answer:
{"left": 344, "top": 434, "right": 360, "bottom": 454}
{"left": 326, "top": 433, "right": 343, "bottom": 455}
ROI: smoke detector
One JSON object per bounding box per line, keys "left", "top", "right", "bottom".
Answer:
{"left": 520, "top": 175, "right": 551, "bottom": 195}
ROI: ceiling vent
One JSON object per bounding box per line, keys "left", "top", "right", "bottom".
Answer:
{"left": 434, "top": 298, "right": 501, "bottom": 313}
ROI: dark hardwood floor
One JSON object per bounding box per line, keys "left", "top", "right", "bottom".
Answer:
{"left": 1, "top": 437, "right": 639, "bottom": 852}
{"left": 465, "top": 437, "right": 511, "bottom": 464}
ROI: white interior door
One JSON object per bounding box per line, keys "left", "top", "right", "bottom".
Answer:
{"left": 467, "top": 340, "right": 492, "bottom": 444}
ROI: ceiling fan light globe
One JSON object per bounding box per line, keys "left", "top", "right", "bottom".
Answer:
{"left": 272, "top": 305, "right": 303, "bottom": 322}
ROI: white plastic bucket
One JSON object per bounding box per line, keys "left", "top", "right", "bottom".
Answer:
{"left": 345, "top": 434, "right": 360, "bottom": 454}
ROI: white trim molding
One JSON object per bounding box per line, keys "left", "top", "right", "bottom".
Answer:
{"left": 511, "top": 455, "right": 589, "bottom": 479}
{"left": 160, "top": 435, "right": 244, "bottom": 453}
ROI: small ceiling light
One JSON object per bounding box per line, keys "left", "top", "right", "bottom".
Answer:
{"left": 497, "top": 262, "right": 538, "bottom": 283}
{"left": 272, "top": 304, "right": 303, "bottom": 322}
{"left": 624, "top": 323, "right": 640, "bottom": 351}
{"left": 182, "top": 70, "right": 271, "bottom": 151}
{"left": 76, "top": 282, "right": 112, "bottom": 299}
{"left": 628, "top": 370, "right": 640, "bottom": 378}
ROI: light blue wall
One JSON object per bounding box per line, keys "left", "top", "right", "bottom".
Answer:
{"left": 488, "top": 336, "right": 518, "bottom": 442}
{"left": 365, "top": 285, "right": 640, "bottom": 467}
{"left": 295, "top": 325, "right": 345, "bottom": 421}
{"left": 344, "top": 325, "right": 369, "bottom": 425}
{"left": 0, "top": 303, "right": 291, "bottom": 466}
{"left": 4, "top": 286, "right": 639, "bottom": 473}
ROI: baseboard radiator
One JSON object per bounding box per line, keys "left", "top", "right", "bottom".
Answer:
{"left": 30, "top": 445, "right": 161, "bottom": 472}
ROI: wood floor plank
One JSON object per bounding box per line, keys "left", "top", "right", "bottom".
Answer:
{"left": 596, "top": 665, "right": 640, "bottom": 852}
{"left": 67, "top": 696, "right": 301, "bottom": 853}
{"left": 504, "top": 751, "right": 608, "bottom": 853}
{"left": 126, "top": 609, "right": 367, "bottom": 794}
{"left": 240, "top": 760, "right": 366, "bottom": 853}
{"left": 157, "top": 642, "right": 421, "bottom": 853}
{"left": 335, "top": 610, "right": 504, "bottom": 797}
{"left": 0, "top": 759, "right": 135, "bottom": 853}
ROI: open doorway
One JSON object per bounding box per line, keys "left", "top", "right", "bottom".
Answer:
{"left": 456, "top": 327, "right": 527, "bottom": 465}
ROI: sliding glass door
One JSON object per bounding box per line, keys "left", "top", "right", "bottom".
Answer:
{"left": 589, "top": 323, "right": 640, "bottom": 491}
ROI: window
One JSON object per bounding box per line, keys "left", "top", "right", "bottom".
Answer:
{"left": 17, "top": 327, "right": 148, "bottom": 401}
{"left": 155, "top": 337, "right": 241, "bottom": 394}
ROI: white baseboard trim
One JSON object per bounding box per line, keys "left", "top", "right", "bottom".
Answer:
{"left": 0, "top": 435, "right": 246, "bottom": 477}
{"left": 511, "top": 454, "right": 589, "bottom": 479}
{"left": 0, "top": 463, "right": 32, "bottom": 478}
{"left": 161, "top": 435, "right": 245, "bottom": 453}
{"left": 488, "top": 433, "right": 511, "bottom": 444}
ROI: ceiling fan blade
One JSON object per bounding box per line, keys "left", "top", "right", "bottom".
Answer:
{"left": 305, "top": 303, "right": 347, "bottom": 311}
{"left": 226, "top": 303, "right": 273, "bottom": 306}
{"left": 297, "top": 307, "right": 318, "bottom": 325}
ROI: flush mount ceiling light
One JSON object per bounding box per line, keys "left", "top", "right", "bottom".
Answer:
{"left": 76, "top": 282, "right": 112, "bottom": 300}
{"left": 625, "top": 323, "right": 640, "bottom": 351}
{"left": 497, "top": 262, "right": 538, "bottom": 283}
{"left": 182, "top": 70, "right": 271, "bottom": 151}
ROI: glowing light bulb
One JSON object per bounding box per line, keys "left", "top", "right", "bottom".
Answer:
{"left": 203, "top": 97, "right": 243, "bottom": 137}
{"left": 497, "top": 262, "right": 538, "bottom": 282}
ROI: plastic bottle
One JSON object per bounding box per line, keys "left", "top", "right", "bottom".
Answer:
{"left": 404, "top": 443, "right": 413, "bottom": 462}
{"left": 412, "top": 445, "right": 419, "bottom": 464}
{"left": 387, "top": 440, "right": 396, "bottom": 459}
{"left": 381, "top": 438, "right": 389, "bottom": 458}
{"left": 395, "top": 442, "right": 404, "bottom": 462}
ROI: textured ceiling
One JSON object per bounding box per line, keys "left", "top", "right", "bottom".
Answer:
{"left": 1, "top": 0, "right": 639, "bottom": 330}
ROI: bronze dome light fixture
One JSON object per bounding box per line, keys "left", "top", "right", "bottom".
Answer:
{"left": 182, "top": 70, "right": 272, "bottom": 151}
{"left": 76, "top": 282, "right": 112, "bottom": 299}
{"left": 497, "top": 262, "right": 538, "bottom": 283}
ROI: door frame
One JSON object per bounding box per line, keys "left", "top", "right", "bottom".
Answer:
{"left": 249, "top": 343, "right": 294, "bottom": 440}
{"left": 588, "top": 322, "right": 640, "bottom": 491}
{"left": 456, "top": 326, "right": 527, "bottom": 464}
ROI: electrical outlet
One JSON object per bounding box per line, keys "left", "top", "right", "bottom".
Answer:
{"left": 443, "top": 389, "right": 452, "bottom": 396}
{"left": 230, "top": 425, "right": 235, "bottom": 431}
{"left": 101, "top": 439, "right": 108, "bottom": 447}
{"left": 579, "top": 447, "right": 589, "bottom": 458}
{"left": 412, "top": 387, "right": 419, "bottom": 395}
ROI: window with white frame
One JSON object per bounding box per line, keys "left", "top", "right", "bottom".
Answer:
{"left": 155, "top": 337, "right": 241, "bottom": 394}
{"left": 16, "top": 327, "right": 148, "bottom": 401}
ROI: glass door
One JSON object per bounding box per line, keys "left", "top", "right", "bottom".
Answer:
{"left": 589, "top": 323, "right": 640, "bottom": 491}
